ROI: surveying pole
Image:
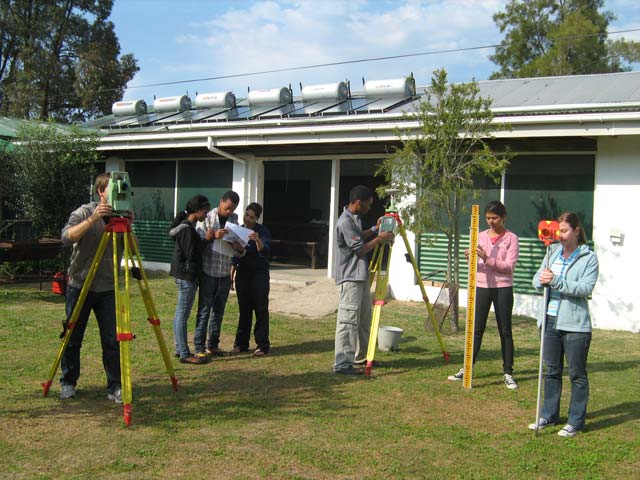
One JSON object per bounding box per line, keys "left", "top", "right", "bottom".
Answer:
{"left": 462, "top": 205, "right": 480, "bottom": 390}
{"left": 364, "top": 191, "right": 450, "bottom": 378}
{"left": 533, "top": 220, "right": 560, "bottom": 435}
{"left": 42, "top": 215, "right": 177, "bottom": 427}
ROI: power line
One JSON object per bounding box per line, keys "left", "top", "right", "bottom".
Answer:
{"left": 124, "top": 28, "right": 640, "bottom": 91}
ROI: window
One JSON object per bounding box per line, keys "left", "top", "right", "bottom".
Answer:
{"left": 504, "top": 155, "right": 595, "bottom": 238}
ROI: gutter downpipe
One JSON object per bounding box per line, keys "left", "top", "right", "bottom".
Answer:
{"left": 207, "top": 136, "right": 246, "bottom": 165}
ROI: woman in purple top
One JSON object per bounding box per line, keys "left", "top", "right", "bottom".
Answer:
{"left": 448, "top": 201, "right": 520, "bottom": 390}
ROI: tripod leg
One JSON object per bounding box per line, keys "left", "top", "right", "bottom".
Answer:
{"left": 365, "top": 243, "right": 392, "bottom": 378}
{"left": 42, "top": 231, "right": 111, "bottom": 397}
{"left": 368, "top": 243, "right": 381, "bottom": 288}
{"left": 397, "top": 223, "right": 450, "bottom": 362}
{"left": 127, "top": 233, "right": 178, "bottom": 391}
{"left": 115, "top": 232, "right": 134, "bottom": 426}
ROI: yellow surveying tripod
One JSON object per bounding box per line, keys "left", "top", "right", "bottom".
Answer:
{"left": 365, "top": 206, "right": 450, "bottom": 378}
{"left": 42, "top": 216, "right": 177, "bottom": 426}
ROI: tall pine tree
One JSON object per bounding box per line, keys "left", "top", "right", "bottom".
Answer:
{"left": 0, "top": 0, "right": 138, "bottom": 121}
{"left": 491, "top": 0, "right": 640, "bottom": 78}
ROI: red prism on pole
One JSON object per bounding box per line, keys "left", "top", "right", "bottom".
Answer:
{"left": 533, "top": 220, "right": 560, "bottom": 435}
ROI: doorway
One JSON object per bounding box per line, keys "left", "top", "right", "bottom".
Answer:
{"left": 262, "top": 160, "right": 332, "bottom": 268}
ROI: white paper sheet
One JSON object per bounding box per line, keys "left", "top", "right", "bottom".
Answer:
{"left": 223, "top": 223, "right": 253, "bottom": 247}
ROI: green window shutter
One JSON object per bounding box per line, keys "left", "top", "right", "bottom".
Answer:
{"left": 132, "top": 220, "right": 173, "bottom": 263}
{"left": 418, "top": 234, "right": 593, "bottom": 295}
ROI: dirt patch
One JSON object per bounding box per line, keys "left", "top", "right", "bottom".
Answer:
{"left": 268, "top": 277, "right": 338, "bottom": 318}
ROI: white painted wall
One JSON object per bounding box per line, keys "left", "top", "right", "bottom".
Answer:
{"left": 591, "top": 136, "right": 640, "bottom": 332}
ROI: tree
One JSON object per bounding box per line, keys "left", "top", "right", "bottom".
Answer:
{"left": 377, "top": 69, "right": 511, "bottom": 331}
{"left": 490, "top": 0, "right": 640, "bottom": 79}
{"left": 9, "top": 121, "right": 100, "bottom": 236}
{"left": 0, "top": 0, "right": 139, "bottom": 122}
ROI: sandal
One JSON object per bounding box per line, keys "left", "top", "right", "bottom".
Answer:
{"left": 252, "top": 348, "right": 268, "bottom": 357}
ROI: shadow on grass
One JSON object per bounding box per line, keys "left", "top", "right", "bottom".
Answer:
{"left": 0, "top": 290, "right": 65, "bottom": 305}
{"left": 509, "top": 358, "right": 640, "bottom": 384}
{"left": 9, "top": 367, "right": 362, "bottom": 429}
{"left": 259, "top": 339, "right": 334, "bottom": 356}
{"left": 586, "top": 401, "right": 640, "bottom": 431}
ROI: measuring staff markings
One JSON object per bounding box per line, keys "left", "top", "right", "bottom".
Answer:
{"left": 463, "top": 205, "right": 480, "bottom": 389}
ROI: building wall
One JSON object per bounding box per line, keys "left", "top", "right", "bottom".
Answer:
{"left": 591, "top": 136, "right": 640, "bottom": 332}
{"left": 389, "top": 139, "right": 640, "bottom": 333}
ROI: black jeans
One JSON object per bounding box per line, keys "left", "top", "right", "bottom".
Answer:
{"left": 473, "top": 286, "right": 515, "bottom": 375}
{"left": 234, "top": 268, "right": 270, "bottom": 352}
{"left": 61, "top": 286, "right": 121, "bottom": 393}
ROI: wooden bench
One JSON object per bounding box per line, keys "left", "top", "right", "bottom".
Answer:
{"left": 270, "top": 239, "right": 321, "bottom": 269}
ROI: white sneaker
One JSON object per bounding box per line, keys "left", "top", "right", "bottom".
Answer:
{"left": 60, "top": 384, "right": 76, "bottom": 399}
{"left": 528, "top": 418, "right": 556, "bottom": 431}
{"left": 504, "top": 374, "right": 519, "bottom": 390}
{"left": 107, "top": 388, "right": 123, "bottom": 404}
{"left": 447, "top": 368, "right": 464, "bottom": 381}
{"left": 558, "top": 424, "right": 579, "bottom": 438}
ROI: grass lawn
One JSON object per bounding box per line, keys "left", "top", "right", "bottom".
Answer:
{"left": 0, "top": 273, "right": 638, "bottom": 479}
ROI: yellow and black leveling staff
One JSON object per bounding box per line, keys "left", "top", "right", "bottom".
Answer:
{"left": 42, "top": 214, "right": 177, "bottom": 427}
{"left": 364, "top": 196, "right": 450, "bottom": 378}
{"left": 462, "top": 205, "right": 480, "bottom": 390}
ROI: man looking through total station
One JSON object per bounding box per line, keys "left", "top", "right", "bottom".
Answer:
{"left": 59, "top": 172, "right": 123, "bottom": 403}
{"left": 333, "top": 185, "right": 394, "bottom": 375}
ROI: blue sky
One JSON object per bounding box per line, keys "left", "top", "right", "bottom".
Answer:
{"left": 110, "top": 0, "right": 640, "bottom": 102}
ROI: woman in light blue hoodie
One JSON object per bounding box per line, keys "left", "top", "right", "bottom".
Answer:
{"left": 529, "top": 212, "right": 599, "bottom": 438}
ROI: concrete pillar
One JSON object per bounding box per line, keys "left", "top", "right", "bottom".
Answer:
{"left": 327, "top": 158, "right": 341, "bottom": 279}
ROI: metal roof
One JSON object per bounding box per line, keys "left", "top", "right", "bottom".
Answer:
{"left": 473, "top": 71, "right": 640, "bottom": 110}
{"left": 90, "top": 71, "right": 640, "bottom": 133}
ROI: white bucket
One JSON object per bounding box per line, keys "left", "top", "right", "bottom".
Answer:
{"left": 378, "top": 326, "right": 403, "bottom": 352}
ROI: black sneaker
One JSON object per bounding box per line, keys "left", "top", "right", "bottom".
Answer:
{"left": 333, "top": 366, "right": 364, "bottom": 376}
{"left": 107, "top": 388, "right": 123, "bottom": 404}
{"left": 447, "top": 368, "right": 464, "bottom": 381}
{"left": 504, "top": 374, "right": 519, "bottom": 390}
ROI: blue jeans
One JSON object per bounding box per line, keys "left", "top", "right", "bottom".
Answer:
{"left": 173, "top": 278, "right": 198, "bottom": 359}
{"left": 194, "top": 274, "right": 231, "bottom": 352}
{"left": 542, "top": 316, "right": 592, "bottom": 429}
{"left": 61, "top": 286, "right": 121, "bottom": 393}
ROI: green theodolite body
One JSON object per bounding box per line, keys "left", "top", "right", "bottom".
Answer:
{"left": 379, "top": 216, "right": 396, "bottom": 236}
{"left": 106, "top": 171, "right": 134, "bottom": 214}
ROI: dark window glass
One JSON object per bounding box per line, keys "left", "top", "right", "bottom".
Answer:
{"left": 504, "top": 155, "right": 595, "bottom": 238}
{"left": 125, "top": 161, "right": 176, "bottom": 221}
{"left": 176, "top": 160, "right": 233, "bottom": 214}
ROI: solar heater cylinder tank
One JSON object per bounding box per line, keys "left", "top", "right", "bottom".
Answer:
{"left": 153, "top": 95, "right": 191, "bottom": 113}
{"left": 112, "top": 99, "right": 147, "bottom": 116}
{"left": 248, "top": 87, "right": 292, "bottom": 106}
{"left": 195, "top": 91, "right": 236, "bottom": 109}
{"left": 364, "top": 77, "right": 416, "bottom": 98}
{"left": 301, "top": 82, "right": 348, "bottom": 101}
